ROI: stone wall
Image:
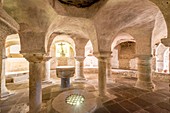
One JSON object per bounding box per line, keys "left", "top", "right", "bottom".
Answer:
{"left": 112, "top": 69, "right": 170, "bottom": 82}
{"left": 5, "top": 58, "right": 29, "bottom": 72}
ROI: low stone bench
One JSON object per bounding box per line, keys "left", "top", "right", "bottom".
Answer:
{"left": 6, "top": 71, "right": 29, "bottom": 83}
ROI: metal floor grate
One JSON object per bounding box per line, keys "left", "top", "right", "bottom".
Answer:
{"left": 66, "top": 94, "right": 85, "bottom": 106}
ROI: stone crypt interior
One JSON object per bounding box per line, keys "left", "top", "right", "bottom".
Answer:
{"left": 0, "top": 0, "right": 170, "bottom": 113}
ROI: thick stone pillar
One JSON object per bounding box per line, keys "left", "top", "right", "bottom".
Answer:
{"left": 74, "top": 56, "right": 86, "bottom": 81}
{"left": 135, "top": 55, "right": 155, "bottom": 91}
{"left": 23, "top": 53, "right": 45, "bottom": 113}
{"left": 0, "top": 38, "right": 11, "bottom": 98}
{"left": 95, "top": 51, "right": 112, "bottom": 97}
{"left": 42, "top": 56, "right": 52, "bottom": 83}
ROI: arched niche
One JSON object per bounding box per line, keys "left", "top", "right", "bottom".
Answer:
{"left": 116, "top": 41, "right": 136, "bottom": 70}
{"left": 155, "top": 43, "right": 168, "bottom": 72}
{"left": 84, "top": 40, "right": 98, "bottom": 67}
{"left": 111, "top": 33, "right": 136, "bottom": 69}
{"left": 5, "top": 34, "right": 29, "bottom": 74}
{"left": 163, "top": 48, "right": 169, "bottom": 73}
{"left": 49, "top": 35, "right": 76, "bottom": 69}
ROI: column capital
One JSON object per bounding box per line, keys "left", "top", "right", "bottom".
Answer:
{"left": 43, "top": 56, "right": 52, "bottom": 62}
{"left": 22, "top": 53, "right": 45, "bottom": 63}
{"left": 93, "top": 51, "right": 112, "bottom": 59}
{"left": 19, "top": 31, "right": 46, "bottom": 54}
{"left": 74, "top": 56, "right": 85, "bottom": 61}
{"left": 136, "top": 54, "right": 152, "bottom": 59}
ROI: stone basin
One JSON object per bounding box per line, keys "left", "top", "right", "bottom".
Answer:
{"left": 56, "top": 66, "right": 75, "bottom": 88}
{"left": 56, "top": 66, "right": 75, "bottom": 78}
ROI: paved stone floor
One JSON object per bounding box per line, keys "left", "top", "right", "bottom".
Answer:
{"left": 0, "top": 74, "right": 170, "bottom": 113}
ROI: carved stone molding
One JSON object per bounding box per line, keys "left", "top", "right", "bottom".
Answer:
{"left": 22, "top": 53, "right": 45, "bottom": 63}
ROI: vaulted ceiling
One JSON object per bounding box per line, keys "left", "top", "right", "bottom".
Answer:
{"left": 2, "top": 0, "right": 168, "bottom": 54}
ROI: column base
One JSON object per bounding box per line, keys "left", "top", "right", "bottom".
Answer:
{"left": 107, "top": 78, "right": 116, "bottom": 84}
{"left": 42, "top": 80, "right": 53, "bottom": 84}
{"left": 61, "top": 78, "right": 70, "bottom": 88}
{"left": 74, "top": 77, "right": 87, "bottom": 82}
{"left": 1, "top": 90, "right": 15, "bottom": 98}
{"left": 135, "top": 80, "right": 155, "bottom": 91}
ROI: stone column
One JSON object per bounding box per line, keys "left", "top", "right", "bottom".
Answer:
{"left": 42, "top": 56, "right": 52, "bottom": 83}
{"left": 95, "top": 51, "right": 112, "bottom": 97}
{"left": 0, "top": 38, "right": 12, "bottom": 98}
{"left": 98, "top": 56, "right": 107, "bottom": 96}
{"left": 23, "top": 53, "right": 45, "bottom": 113}
{"left": 135, "top": 55, "right": 155, "bottom": 91}
{"left": 74, "top": 56, "right": 86, "bottom": 81}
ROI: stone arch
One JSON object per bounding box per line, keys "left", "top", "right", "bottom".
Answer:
{"left": 111, "top": 33, "right": 136, "bottom": 69}
{"left": 146, "top": 0, "right": 170, "bottom": 46}
{"left": 48, "top": 34, "right": 76, "bottom": 68}
{"left": 47, "top": 32, "right": 88, "bottom": 55}
{"left": 45, "top": 16, "right": 98, "bottom": 55}
{"left": 5, "top": 34, "right": 20, "bottom": 48}
{"left": 111, "top": 33, "right": 135, "bottom": 51}
{"left": 5, "top": 34, "right": 21, "bottom": 57}
{"left": 92, "top": 0, "right": 159, "bottom": 53}
{"left": 148, "top": 0, "right": 170, "bottom": 33}
{"left": 4, "top": 34, "right": 29, "bottom": 73}
{"left": 5, "top": 41, "right": 20, "bottom": 48}
{"left": 84, "top": 40, "right": 98, "bottom": 67}
{"left": 49, "top": 34, "right": 75, "bottom": 54}
{"left": 152, "top": 10, "right": 167, "bottom": 47}
{"left": 163, "top": 48, "right": 169, "bottom": 73}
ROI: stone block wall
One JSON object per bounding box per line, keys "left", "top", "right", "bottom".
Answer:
{"left": 5, "top": 58, "right": 29, "bottom": 72}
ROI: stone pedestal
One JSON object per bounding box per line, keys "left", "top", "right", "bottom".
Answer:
{"left": 23, "top": 53, "right": 45, "bottom": 113}
{"left": 135, "top": 55, "right": 155, "bottom": 91}
{"left": 42, "top": 57, "right": 52, "bottom": 84}
{"left": 56, "top": 66, "right": 75, "bottom": 88}
{"left": 0, "top": 40, "right": 12, "bottom": 98}
{"left": 74, "top": 56, "right": 86, "bottom": 82}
